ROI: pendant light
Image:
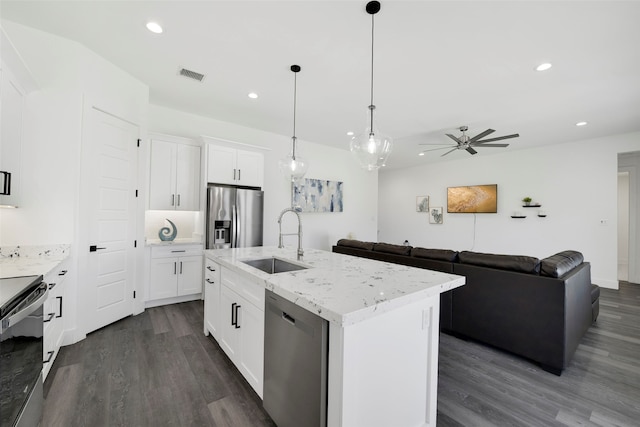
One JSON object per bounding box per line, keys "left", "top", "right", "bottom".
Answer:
{"left": 279, "top": 65, "right": 308, "bottom": 182}
{"left": 350, "top": 1, "right": 392, "bottom": 171}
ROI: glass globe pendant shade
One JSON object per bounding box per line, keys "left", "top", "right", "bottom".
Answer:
{"left": 349, "top": 108, "right": 392, "bottom": 171}
{"left": 279, "top": 137, "right": 308, "bottom": 181}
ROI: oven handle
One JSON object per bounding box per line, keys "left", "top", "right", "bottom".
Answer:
{"left": 2, "top": 284, "right": 48, "bottom": 333}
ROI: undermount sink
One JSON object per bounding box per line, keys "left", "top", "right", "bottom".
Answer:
{"left": 241, "top": 257, "right": 309, "bottom": 274}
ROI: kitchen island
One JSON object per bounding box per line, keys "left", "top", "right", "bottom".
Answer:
{"left": 204, "top": 246, "right": 465, "bottom": 427}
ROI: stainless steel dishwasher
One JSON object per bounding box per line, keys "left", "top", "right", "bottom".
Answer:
{"left": 263, "top": 290, "right": 329, "bottom": 427}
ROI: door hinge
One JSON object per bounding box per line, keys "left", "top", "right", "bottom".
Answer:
{"left": 134, "top": 240, "right": 137, "bottom": 248}
{"left": 133, "top": 291, "right": 136, "bottom": 299}
{"left": 137, "top": 138, "right": 141, "bottom": 147}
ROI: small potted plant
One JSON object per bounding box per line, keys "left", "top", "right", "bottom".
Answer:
{"left": 522, "top": 197, "right": 532, "bottom": 206}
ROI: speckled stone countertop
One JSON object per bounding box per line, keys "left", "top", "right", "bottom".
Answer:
{"left": 205, "top": 246, "right": 465, "bottom": 327}
{"left": 0, "top": 244, "right": 70, "bottom": 279}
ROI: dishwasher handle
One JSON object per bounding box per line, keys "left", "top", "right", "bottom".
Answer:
{"left": 282, "top": 311, "right": 295, "bottom": 325}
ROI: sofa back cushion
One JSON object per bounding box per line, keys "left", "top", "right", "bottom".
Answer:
{"left": 411, "top": 247, "right": 459, "bottom": 262}
{"left": 373, "top": 242, "right": 412, "bottom": 256}
{"left": 541, "top": 250, "right": 584, "bottom": 278}
{"left": 458, "top": 251, "right": 541, "bottom": 274}
{"left": 336, "top": 239, "right": 374, "bottom": 251}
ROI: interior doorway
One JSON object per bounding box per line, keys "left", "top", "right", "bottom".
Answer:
{"left": 618, "top": 171, "right": 629, "bottom": 281}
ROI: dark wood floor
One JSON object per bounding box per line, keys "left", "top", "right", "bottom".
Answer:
{"left": 44, "top": 282, "right": 640, "bottom": 427}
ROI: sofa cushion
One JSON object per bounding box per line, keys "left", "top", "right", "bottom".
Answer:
{"left": 373, "top": 242, "right": 412, "bottom": 256}
{"left": 540, "top": 251, "right": 584, "bottom": 278}
{"left": 336, "top": 239, "right": 374, "bottom": 251}
{"left": 411, "top": 247, "right": 459, "bottom": 262}
{"left": 458, "top": 251, "right": 541, "bottom": 274}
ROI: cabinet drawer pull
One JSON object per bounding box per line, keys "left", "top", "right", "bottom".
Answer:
{"left": 43, "top": 350, "right": 54, "bottom": 364}
{"left": 171, "top": 250, "right": 186, "bottom": 253}
{"left": 234, "top": 304, "right": 241, "bottom": 329}
{"left": 206, "top": 278, "right": 215, "bottom": 284}
{"left": 48, "top": 282, "right": 56, "bottom": 290}
{"left": 206, "top": 266, "right": 216, "bottom": 271}
{"left": 58, "top": 270, "right": 68, "bottom": 276}
{"left": 56, "top": 296, "right": 63, "bottom": 318}
{"left": 43, "top": 313, "right": 55, "bottom": 323}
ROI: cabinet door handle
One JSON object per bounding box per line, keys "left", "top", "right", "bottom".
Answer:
{"left": 231, "top": 302, "right": 237, "bottom": 326}
{"left": 177, "top": 194, "right": 181, "bottom": 206}
{"left": 233, "top": 169, "right": 237, "bottom": 180}
{"left": 48, "top": 282, "right": 56, "bottom": 290}
{"left": 238, "top": 169, "right": 241, "bottom": 181}
{"left": 206, "top": 266, "right": 215, "bottom": 271}
{"left": 234, "top": 304, "right": 241, "bottom": 329}
{"left": 56, "top": 296, "right": 63, "bottom": 318}
{"left": 174, "top": 262, "right": 177, "bottom": 275}
{"left": 43, "top": 313, "right": 55, "bottom": 323}
{"left": 205, "top": 278, "right": 215, "bottom": 284}
{"left": 180, "top": 261, "right": 183, "bottom": 274}
{"left": 58, "top": 270, "right": 68, "bottom": 276}
{"left": 171, "top": 194, "right": 175, "bottom": 206}
{"left": 89, "top": 245, "right": 106, "bottom": 252}
{"left": 43, "top": 350, "right": 54, "bottom": 364}
{"left": 1, "top": 171, "right": 11, "bottom": 195}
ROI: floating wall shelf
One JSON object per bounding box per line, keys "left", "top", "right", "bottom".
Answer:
{"left": 523, "top": 204, "right": 542, "bottom": 208}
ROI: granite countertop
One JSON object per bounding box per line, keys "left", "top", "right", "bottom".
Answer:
{"left": 0, "top": 244, "right": 70, "bottom": 279}
{"left": 205, "top": 246, "right": 465, "bottom": 326}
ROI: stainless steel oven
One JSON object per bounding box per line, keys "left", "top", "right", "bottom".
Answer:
{"left": 1, "top": 275, "right": 48, "bottom": 427}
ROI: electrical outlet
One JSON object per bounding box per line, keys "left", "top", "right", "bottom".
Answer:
{"left": 599, "top": 219, "right": 608, "bottom": 226}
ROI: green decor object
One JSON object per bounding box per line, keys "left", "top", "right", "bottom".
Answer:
{"left": 159, "top": 219, "right": 177, "bottom": 241}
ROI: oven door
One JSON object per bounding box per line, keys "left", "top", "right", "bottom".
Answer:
{"left": 0, "top": 282, "right": 47, "bottom": 427}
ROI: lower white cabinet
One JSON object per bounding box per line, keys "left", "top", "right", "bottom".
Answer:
{"left": 206, "top": 264, "right": 264, "bottom": 398}
{"left": 204, "top": 258, "right": 221, "bottom": 339}
{"left": 149, "top": 244, "right": 203, "bottom": 303}
{"left": 43, "top": 258, "right": 70, "bottom": 381}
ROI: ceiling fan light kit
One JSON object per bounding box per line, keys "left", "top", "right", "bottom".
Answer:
{"left": 350, "top": 1, "right": 393, "bottom": 171}
{"left": 420, "top": 126, "right": 519, "bottom": 157}
{"left": 278, "top": 64, "right": 309, "bottom": 182}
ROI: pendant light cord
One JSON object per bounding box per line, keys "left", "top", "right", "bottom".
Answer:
{"left": 292, "top": 68, "right": 298, "bottom": 159}
{"left": 369, "top": 12, "right": 375, "bottom": 136}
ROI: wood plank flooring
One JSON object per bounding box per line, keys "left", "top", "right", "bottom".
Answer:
{"left": 43, "top": 282, "right": 640, "bottom": 426}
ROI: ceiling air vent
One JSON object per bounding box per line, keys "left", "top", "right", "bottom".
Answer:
{"left": 179, "top": 68, "right": 205, "bottom": 82}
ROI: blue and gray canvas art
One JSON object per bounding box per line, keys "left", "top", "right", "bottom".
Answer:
{"left": 292, "top": 179, "right": 344, "bottom": 213}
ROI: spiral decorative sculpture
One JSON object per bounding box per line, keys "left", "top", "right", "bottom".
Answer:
{"left": 158, "top": 219, "right": 177, "bottom": 241}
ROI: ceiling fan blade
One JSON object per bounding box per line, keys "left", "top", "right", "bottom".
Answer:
{"left": 440, "top": 148, "right": 458, "bottom": 157}
{"left": 420, "top": 146, "right": 455, "bottom": 153}
{"left": 471, "top": 143, "right": 509, "bottom": 148}
{"left": 418, "top": 143, "right": 455, "bottom": 146}
{"left": 466, "top": 147, "right": 478, "bottom": 155}
{"left": 468, "top": 129, "right": 495, "bottom": 143}
{"left": 445, "top": 133, "right": 462, "bottom": 144}
{"left": 475, "top": 133, "right": 519, "bottom": 143}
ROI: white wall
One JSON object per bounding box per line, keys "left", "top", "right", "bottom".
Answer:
{"left": 148, "top": 104, "right": 378, "bottom": 251}
{"left": 379, "top": 131, "right": 640, "bottom": 289}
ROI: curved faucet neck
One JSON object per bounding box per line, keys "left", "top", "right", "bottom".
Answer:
{"left": 277, "top": 208, "right": 304, "bottom": 260}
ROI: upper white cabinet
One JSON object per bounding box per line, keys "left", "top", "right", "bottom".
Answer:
{"left": 207, "top": 145, "right": 263, "bottom": 188}
{"left": 0, "top": 29, "right": 37, "bottom": 208}
{"left": 149, "top": 135, "right": 201, "bottom": 211}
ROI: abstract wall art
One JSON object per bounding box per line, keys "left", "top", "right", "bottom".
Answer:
{"left": 416, "top": 196, "right": 429, "bottom": 212}
{"left": 292, "top": 178, "right": 344, "bottom": 213}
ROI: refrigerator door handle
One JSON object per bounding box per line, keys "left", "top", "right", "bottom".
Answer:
{"left": 232, "top": 203, "right": 238, "bottom": 247}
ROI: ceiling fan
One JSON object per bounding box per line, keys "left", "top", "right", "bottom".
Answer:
{"left": 419, "top": 126, "right": 519, "bottom": 157}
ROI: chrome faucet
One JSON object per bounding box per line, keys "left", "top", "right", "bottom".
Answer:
{"left": 278, "top": 207, "right": 303, "bottom": 260}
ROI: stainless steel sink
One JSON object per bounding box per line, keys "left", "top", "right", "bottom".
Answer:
{"left": 241, "top": 257, "right": 309, "bottom": 274}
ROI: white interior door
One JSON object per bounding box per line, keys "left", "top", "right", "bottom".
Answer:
{"left": 80, "top": 107, "right": 138, "bottom": 334}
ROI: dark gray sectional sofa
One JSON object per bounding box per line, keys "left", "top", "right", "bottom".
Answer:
{"left": 332, "top": 239, "right": 600, "bottom": 375}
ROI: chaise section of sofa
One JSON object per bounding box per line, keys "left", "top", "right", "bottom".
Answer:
{"left": 332, "top": 239, "right": 598, "bottom": 375}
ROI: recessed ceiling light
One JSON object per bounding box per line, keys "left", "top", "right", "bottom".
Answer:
{"left": 248, "top": 92, "right": 258, "bottom": 99}
{"left": 146, "top": 22, "right": 163, "bottom": 34}
{"left": 347, "top": 131, "right": 354, "bottom": 136}
{"left": 535, "top": 62, "right": 552, "bottom": 71}
{"left": 576, "top": 121, "right": 588, "bottom": 127}
{"left": 418, "top": 152, "right": 425, "bottom": 156}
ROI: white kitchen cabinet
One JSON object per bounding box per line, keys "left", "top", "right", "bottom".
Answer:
{"left": 204, "top": 258, "right": 221, "bottom": 339}
{"left": 42, "top": 258, "right": 70, "bottom": 381}
{"left": 148, "top": 245, "right": 203, "bottom": 303}
{"left": 0, "top": 61, "right": 25, "bottom": 207}
{"left": 149, "top": 136, "right": 201, "bottom": 211}
{"left": 207, "top": 145, "right": 263, "bottom": 188}
{"left": 217, "top": 266, "right": 264, "bottom": 397}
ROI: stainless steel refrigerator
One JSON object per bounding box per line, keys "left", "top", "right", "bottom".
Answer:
{"left": 206, "top": 185, "right": 264, "bottom": 249}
